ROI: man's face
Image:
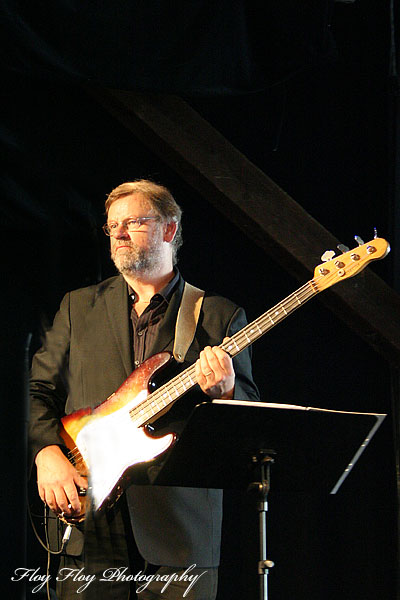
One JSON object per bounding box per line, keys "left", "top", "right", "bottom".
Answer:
{"left": 107, "top": 193, "right": 165, "bottom": 276}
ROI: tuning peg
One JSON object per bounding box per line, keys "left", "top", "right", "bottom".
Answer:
{"left": 354, "top": 235, "right": 365, "bottom": 246}
{"left": 337, "top": 243, "right": 350, "bottom": 254}
{"left": 374, "top": 227, "right": 378, "bottom": 239}
{"left": 321, "top": 250, "right": 336, "bottom": 262}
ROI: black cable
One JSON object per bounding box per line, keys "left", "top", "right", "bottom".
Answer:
{"left": 28, "top": 503, "right": 74, "bottom": 600}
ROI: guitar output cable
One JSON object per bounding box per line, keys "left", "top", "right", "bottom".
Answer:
{"left": 28, "top": 502, "right": 74, "bottom": 600}
{"left": 28, "top": 501, "right": 73, "bottom": 555}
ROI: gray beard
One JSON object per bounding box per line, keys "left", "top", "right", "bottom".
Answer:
{"left": 111, "top": 244, "right": 161, "bottom": 276}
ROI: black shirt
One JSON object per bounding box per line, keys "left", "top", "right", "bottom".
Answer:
{"left": 128, "top": 270, "right": 180, "bottom": 368}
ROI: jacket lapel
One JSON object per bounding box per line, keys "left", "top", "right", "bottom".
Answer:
{"left": 104, "top": 275, "right": 133, "bottom": 377}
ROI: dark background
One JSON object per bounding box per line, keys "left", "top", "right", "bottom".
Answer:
{"left": 1, "top": 1, "right": 399, "bottom": 598}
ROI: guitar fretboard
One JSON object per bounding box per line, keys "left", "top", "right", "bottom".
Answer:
{"left": 128, "top": 278, "right": 319, "bottom": 427}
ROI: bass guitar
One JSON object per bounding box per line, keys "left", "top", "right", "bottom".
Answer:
{"left": 59, "top": 236, "right": 390, "bottom": 524}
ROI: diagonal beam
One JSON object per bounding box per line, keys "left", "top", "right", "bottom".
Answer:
{"left": 87, "top": 86, "right": 400, "bottom": 365}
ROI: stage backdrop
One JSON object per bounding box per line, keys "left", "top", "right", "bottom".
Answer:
{"left": 2, "top": 2, "right": 398, "bottom": 599}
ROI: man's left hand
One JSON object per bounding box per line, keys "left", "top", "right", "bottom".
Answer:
{"left": 195, "top": 338, "right": 235, "bottom": 399}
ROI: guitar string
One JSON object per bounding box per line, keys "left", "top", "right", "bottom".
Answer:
{"left": 65, "top": 263, "right": 359, "bottom": 468}
{"left": 127, "top": 279, "right": 319, "bottom": 426}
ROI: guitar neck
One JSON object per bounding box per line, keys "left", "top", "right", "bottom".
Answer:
{"left": 129, "top": 278, "right": 319, "bottom": 428}
{"left": 221, "top": 279, "right": 318, "bottom": 357}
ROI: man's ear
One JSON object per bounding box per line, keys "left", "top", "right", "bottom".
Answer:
{"left": 163, "top": 221, "right": 177, "bottom": 243}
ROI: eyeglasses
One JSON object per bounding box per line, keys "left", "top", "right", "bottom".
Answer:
{"left": 102, "top": 217, "right": 160, "bottom": 236}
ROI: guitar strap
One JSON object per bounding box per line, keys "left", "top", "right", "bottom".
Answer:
{"left": 173, "top": 282, "right": 205, "bottom": 363}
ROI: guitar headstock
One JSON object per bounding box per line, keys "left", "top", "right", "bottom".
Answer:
{"left": 313, "top": 237, "right": 390, "bottom": 292}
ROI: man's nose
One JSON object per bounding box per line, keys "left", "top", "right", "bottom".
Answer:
{"left": 112, "top": 223, "right": 130, "bottom": 239}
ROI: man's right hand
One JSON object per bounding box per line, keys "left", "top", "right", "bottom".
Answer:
{"left": 35, "top": 445, "right": 88, "bottom": 517}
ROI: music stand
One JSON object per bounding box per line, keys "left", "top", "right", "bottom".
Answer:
{"left": 131, "top": 400, "right": 386, "bottom": 600}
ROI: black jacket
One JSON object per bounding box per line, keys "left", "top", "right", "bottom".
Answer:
{"left": 30, "top": 273, "right": 259, "bottom": 566}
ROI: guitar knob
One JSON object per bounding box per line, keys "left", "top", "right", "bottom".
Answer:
{"left": 354, "top": 235, "right": 365, "bottom": 246}
{"left": 321, "top": 250, "right": 336, "bottom": 262}
{"left": 337, "top": 244, "right": 349, "bottom": 254}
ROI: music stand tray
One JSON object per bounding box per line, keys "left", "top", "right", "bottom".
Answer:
{"left": 151, "top": 400, "right": 386, "bottom": 494}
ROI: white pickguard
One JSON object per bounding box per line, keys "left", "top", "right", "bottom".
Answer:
{"left": 76, "top": 390, "right": 175, "bottom": 511}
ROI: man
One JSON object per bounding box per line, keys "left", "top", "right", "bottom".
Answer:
{"left": 30, "top": 180, "right": 259, "bottom": 599}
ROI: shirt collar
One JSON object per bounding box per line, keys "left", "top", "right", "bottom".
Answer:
{"left": 128, "top": 269, "right": 180, "bottom": 305}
